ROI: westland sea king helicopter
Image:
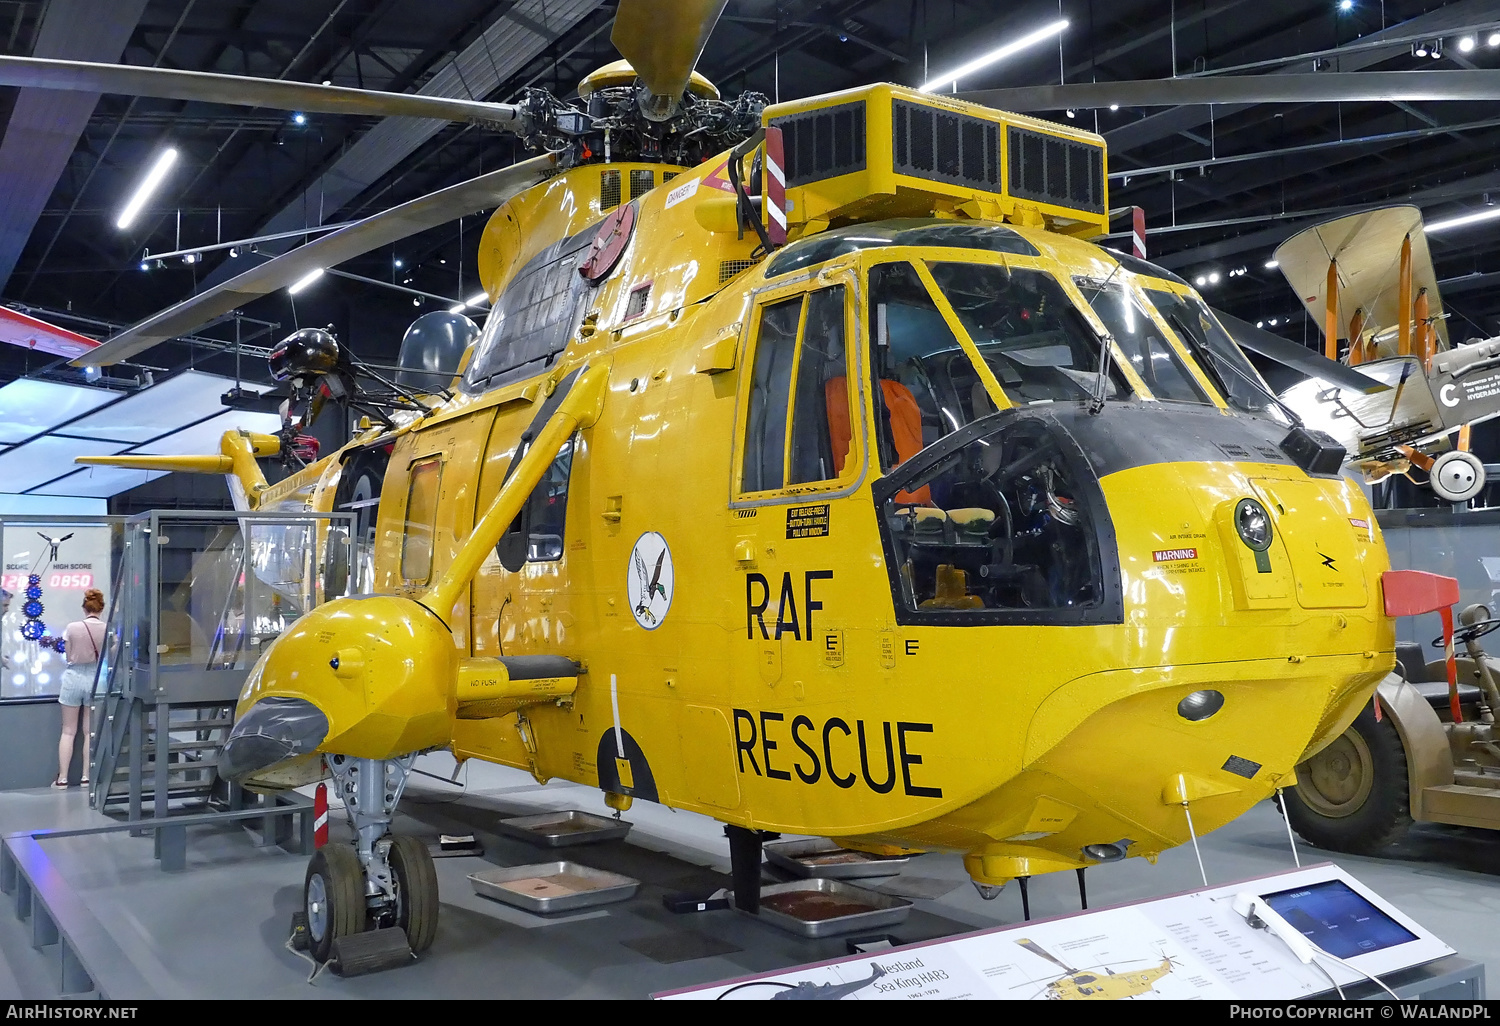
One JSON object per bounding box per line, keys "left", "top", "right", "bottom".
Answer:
{"left": 4, "top": 0, "right": 1470, "bottom": 964}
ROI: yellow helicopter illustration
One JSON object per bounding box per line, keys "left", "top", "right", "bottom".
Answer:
{"left": 9, "top": 0, "right": 1417, "bottom": 966}
{"left": 1014, "top": 938, "right": 1175, "bottom": 1000}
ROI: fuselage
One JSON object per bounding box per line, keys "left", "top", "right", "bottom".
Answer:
{"left": 230, "top": 130, "right": 1393, "bottom": 886}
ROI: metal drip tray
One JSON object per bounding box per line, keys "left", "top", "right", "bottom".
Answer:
{"left": 469, "top": 861, "right": 640, "bottom": 914}
{"left": 743, "top": 879, "right": 912, "bottom": 938}
{"left": 493, "top": 810, "right": 632, "bottom": 847}
{"left": 764, "top": 838, "right": 912, "bottom": 879}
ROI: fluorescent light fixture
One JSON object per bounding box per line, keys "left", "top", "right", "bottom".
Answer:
{"left": 465, "top": 292, "right": 488, "bottom": 307}
{"left": 447, "top": 303, "right": 465, "bottom": 314}
{"left": 116, "top": 147, "right": 178, "bottom": 230}
{"left": 918, "top": 19, "right": 1068, "bottom": 92}
{"left": 1426, "top": 207, "right": 1500, "bottom": 233}
{"left": 1264, "top": 259, "right": 1279, "bottom": 269}
{"left": 288, "top": 268, "right": 324, "bottom": 294}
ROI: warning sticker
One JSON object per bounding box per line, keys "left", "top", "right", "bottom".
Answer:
{"left": 1153, "top": 548, "right": 1198, "bottom": 562}
{"left": 786, "top": 504, "right": 830, "bottom": 539}
{"left": 664, "top": 177, "right": 699, "bottom": 209}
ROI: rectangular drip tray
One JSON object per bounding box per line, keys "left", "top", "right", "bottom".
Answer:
{"left": 742, "top": 879, "right": 912, "bottom": 938}
{"left": 469, "top": 861, "right": 640, "bottom": 914}
{"left": 493, "top": 810, "right": 632, "bottom": 847}
{"left": 764, "top": 838, "right": 911, "bottom": 879}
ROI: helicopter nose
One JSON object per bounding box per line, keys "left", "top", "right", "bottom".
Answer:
{"left": 219, "top": 696, "right": 328, "bottom": 781}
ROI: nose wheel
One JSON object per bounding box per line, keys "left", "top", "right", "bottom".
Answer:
{"left": 295, "top": 754, "right": 440, "bottom": 974}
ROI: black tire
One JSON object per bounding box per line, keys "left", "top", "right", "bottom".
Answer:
{"left": 389, "top": 835, "right": 439, "bottom": 955}
{"left": 304, "top": 844, "right": 366, "bottom": 963}
{"left": 1284, "top": 705, "right": 1413, "bottom": 854}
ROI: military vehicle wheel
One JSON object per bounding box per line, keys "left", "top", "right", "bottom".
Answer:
{"left": 389, "top": 835, "right": 439, "bottom": 954}
{"left": 305, "top": 844, "right": 366, "bottom": 963}
{"left": 1284, "top": 705, "right": 1412, "bottom": 854}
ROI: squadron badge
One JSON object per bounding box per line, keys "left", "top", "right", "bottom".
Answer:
{"left": 627, "top": 531, "right": 674, "bottom": 629}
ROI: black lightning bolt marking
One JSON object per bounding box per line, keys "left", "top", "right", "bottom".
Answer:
{"left": 1319, "top": 552, "right": 1337, "bottom": 570}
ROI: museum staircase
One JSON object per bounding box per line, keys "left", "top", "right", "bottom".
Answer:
{"left": 90, "top": 693, "right": 236, "bottom": 815}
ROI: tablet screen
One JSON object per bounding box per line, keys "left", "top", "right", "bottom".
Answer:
{"left": 1261, "top": 879, "right": 1418, "bottom": 959}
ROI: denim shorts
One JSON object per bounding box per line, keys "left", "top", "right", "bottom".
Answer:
{"left": 58, "top": 662, "right": 97, "bottom": 707}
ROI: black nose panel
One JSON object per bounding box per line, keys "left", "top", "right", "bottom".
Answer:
{"left": 220, "top": 696, "right": 328, "bottom": 781}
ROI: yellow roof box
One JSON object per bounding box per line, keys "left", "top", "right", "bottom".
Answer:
{"left": 764, "top": 83, "right": 1108, "bottom": 239}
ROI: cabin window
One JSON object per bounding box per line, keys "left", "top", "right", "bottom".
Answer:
{"left": 496, "top": 436, "right": 576, "bottom": 571}
{"left": 740, "top": 286, "right": 855, "bottom": 494}
{"left": 1073, "top": 279, "right": 1211, "bottom": 405}
{"left": 401, "top": 456, "right": 442, "bottom": 584}
{"left": 462, "top": 226, "right": 594, "bottom": 393}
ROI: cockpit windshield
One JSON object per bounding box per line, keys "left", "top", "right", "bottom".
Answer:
{"left": 868, "top": 260, "right": 1132, "bottom": 473}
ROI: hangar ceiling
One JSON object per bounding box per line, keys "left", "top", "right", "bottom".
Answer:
{"left": 3, "top": 0, "right": 1500, "bottom": 424}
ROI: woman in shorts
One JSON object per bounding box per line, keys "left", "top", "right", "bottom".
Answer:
{"left": 55, "top": 588, "right": 106, "bottom": 788}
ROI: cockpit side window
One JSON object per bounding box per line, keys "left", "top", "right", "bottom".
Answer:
{"left": 741, "top": 297, "right": 804, "bottom": 493}
{"left": 1144, "top": 288, "right": 1284, "bottom": 420}
{"left": 740, "top": 286, "right": 856, "bottom": 495}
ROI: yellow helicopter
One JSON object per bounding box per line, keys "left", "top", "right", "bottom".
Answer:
{"left": 13, "top": 0, "right": 1416, "bottom": 966}
{"left": 1014, "top": 938, "right": 1174, "bottom": 1000}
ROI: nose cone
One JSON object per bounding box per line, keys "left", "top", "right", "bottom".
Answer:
{"left": 220, "top": 696, "right": 329, "bottom": 781}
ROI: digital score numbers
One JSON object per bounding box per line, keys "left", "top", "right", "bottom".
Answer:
{"left": 1, "top": 572, "right": 93, "bottom": 591}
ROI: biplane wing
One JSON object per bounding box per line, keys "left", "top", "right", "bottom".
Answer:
{"left": 0, "top": 306, "right": 99, "bottom": 359}
{"left": 1274, "top": 205, "right": 1448, "bottom": 359}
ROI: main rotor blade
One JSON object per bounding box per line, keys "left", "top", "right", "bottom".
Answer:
{"left": 1213, "top": 309, "right": 1389, "bottom": 394}
{"left": 960, "top": 70, "right": 1500, "bottom": 111}
{"left": 77, "top": 153, "right": 557, "bottom": 368}
{"left": 0, "top": 55, "right": 520, "bottom": 127}
{"left": 612, "top": 0, "right": 727, "bottom": 101}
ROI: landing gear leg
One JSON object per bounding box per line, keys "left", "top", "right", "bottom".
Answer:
{"left": 725, "top": 825, "right": 766, "bottom": 913}
{"left": 318, "top": 754, "right": 439, "bottom": 957}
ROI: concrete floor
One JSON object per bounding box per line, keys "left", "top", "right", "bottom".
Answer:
{"left": 1, "top": 756, "right": 1496, "bottom": 999}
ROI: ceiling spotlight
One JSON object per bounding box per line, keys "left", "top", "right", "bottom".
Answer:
{"left": 321, "top": 79, "right": 332, "bottom": 86}
{"left": 182, "top": 252, "right": 198, "bottom": 265}
{"left": 228, "top": 246, "right": 240, "bottom": 258}
{"left": 1489, "top": 32, "right": 1500, "bottom": 47}
{"left": 1208, "top": 271, "right": 1221, "bottom": 284}
{"left": 439, "top": 257, "right": 447, "bottom": 264}
{"left": 1414, "top": 42, "right": 1429, "bottom": 57}
{"left": 1269, "top": 318, "right": 1279, "bottom": 326}
{"left": 292, "top": 112, "right": 307, "bottom": 125}
{"left": 1110, "top": 103, "right": 1119, "bottom": 111}
{"left": 413, "top": 296, "right": 422, "bottom": 307}
{"left": 1460, "top": 36, "right": 1476, "bottom": 52}
{"left": 1265, "top": 259, "right": 1280, "bottom": 269}
{"left": 1256, "top": 320, "right": 1264, "bottom": 328}
{"left": 393, "top": 258, "right": 403, "bottom": 268}
{"left": 919, "top": 18, "right": 1069, "bottom": 92}
{"left": 138, "top": 261, "right": 149, "bottom": 272}
{"left": 116, "top": 147, "right": 178, "bottom": 230}
{"left": 1338, "top": 0, "right": 1352, "bottom": 10}
{"left": 1066, "top": 109, "right": 1076, "bottom": 118}
{"left": 1195, "top": 275, "right": 1207, "bottom": 286}
{"left": 288, "top": 268, "right": 324, "bottom": 295}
